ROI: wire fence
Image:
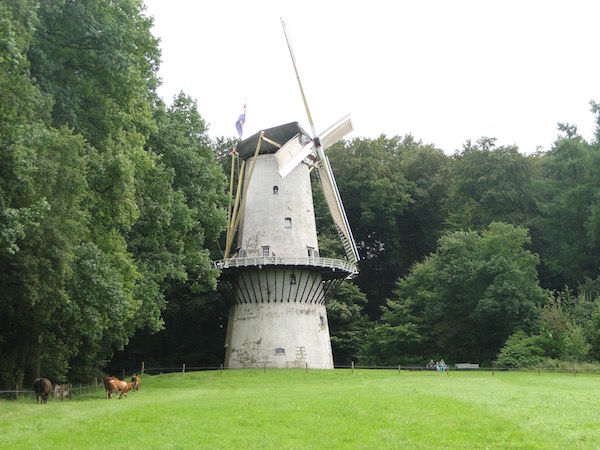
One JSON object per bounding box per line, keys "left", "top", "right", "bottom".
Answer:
{"left": 0, "top": 382, "right": 102, "bottom": 401}
{"left": 0, "top": 369, "right": 141, "bottom": 401}
{"left": 334, "top": 364, "right": 600, "bottom": 375}
{"left": 3, "top": 362, "right": 599, "bottom": 401}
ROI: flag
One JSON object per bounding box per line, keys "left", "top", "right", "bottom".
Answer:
{"left": 235, "top": 103, "right": 246, "bottom": 138}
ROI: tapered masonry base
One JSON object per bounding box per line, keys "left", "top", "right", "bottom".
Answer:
{"left": 224, "top": 302, "right": 333, "bottom": 369}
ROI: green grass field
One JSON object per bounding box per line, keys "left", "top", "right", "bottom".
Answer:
{"left": 1, "top": 369, "right": 599, "bottom": 449}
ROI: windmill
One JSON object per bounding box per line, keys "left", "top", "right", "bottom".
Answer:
{"left": 213, "top": 19, "right": 359, "bottom": 369}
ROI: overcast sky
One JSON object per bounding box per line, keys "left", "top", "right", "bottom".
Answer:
{"left": 143, "top": 0, "right": 599, "bottom": 154}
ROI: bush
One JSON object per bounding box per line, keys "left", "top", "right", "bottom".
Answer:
{"left": 495, "top": 331, "right": 544, "bottom": 368}
{"left": 562, "top": 323, "right": 590, "bottom": 362}
{"left": 537, "top": 358, "right": 600, "bottom": 372}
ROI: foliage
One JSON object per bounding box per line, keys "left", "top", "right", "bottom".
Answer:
{"left": 327, "top": 135, "right": 448, "bottom": 318}
{"left": 494, "top": 331, "right": 544, "bottom": 368}
{"left": 108, "top": 94, "right": 228, "bottom": 372}
{"left": 562, "top": 323, "right": 590, "bottom": 362}
{"left": 326, "top": 282, "right": 369, "bottom": 365}
{"left": 445, "top": 138, "right": 537, "bottom": 231}
{"left": 530, "top": 123, "right": 600, "bottom": 290}
{"left": 379, "top": 222, "right": 546, "bottom": 364}
{"left": 0, "top": 1, "right": 226, "bottom": 385}
{"left": 3, "top": 0, "right": 600, "bottom": 380}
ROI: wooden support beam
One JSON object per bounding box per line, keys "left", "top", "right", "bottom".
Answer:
{"left": 229, "top": 132, "right": 264, "bottom": 243}
{"left": 225, "top": 159, "right": 246, "bottom": 258}
{"left": 261, "top": 136, "right": 282, "bottom": 148}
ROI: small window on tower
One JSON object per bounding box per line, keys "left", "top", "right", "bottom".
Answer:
{"left": 262, "top": 246, "right": 270, "bottom": 257}
{"left": 273, "top": 186, "right": 279, "bottom": 195}
{"left": 284, "top": 217, "right": 292, "bottom": 228}
{"left": 290, "top": 274, "right": 296, "bottom": 285}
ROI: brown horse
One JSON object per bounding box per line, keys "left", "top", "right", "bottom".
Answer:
{"left": 33, "top": 378, "right": 52, "bottom": 404}
{"left": 103, "top": 376, "right": 133, "bottom": 399}
{"left": 116, "top": 379, "right": 133, "bottom": 399}
{"left": 131, "top": 374, "right": 140, "bottom": 391}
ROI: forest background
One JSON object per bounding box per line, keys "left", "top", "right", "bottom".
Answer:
{"left": 2, "top": 0, "right": 600, "bottom": 386}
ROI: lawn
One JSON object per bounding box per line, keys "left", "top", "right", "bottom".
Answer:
{"left": 1, "top": 369, "right": 599, "bottom": 449}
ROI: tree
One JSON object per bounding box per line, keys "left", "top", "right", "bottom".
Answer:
{"left": 109, "top": 94, "right": 228, "bottom": 371}
{"left": 0, "top": 0, "right": 95, "bottom": 385}
{"left": 1, "top": 0, "right": 227, "bottom": 384}
{"left": 380, "top": 222, "right": 546, "bottom": 364}
{"left": 326, "top": 135, "right": 448, "bottom": 318}
{"left": 445, "top": 138, "right": 537, "bottom": 232}
{"left": 531, "top": 123, "right": 600, "bottom": 290}
{"left": 534, "top": 283, "right": 598, "bottom": 363}
{"left": 327, "top": 282, "right": 369, "bottom": 366}
{"left": 494, "top": 331, "right": 544, "bottom": 368}
{"left": 146, "top": 94, "right": 228, "bottom": 290}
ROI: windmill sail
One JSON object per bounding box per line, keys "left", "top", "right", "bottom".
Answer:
{"left": 319, "top": 115, "right": 353, "bottom": 150}
{"left": 280, "top": 17, "right": 359, "bottom": 265}
{"left": 274, "top": 133, "right": 313, "bottom": 178}
{"left": 317, "top": 156, "right": 360, "bottom": 264}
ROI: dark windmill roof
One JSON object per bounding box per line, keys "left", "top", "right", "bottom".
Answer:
{"left": 236, "top": 121, "right": 312, "bottom": 160}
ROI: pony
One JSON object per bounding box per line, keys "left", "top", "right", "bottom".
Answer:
{"left": 32, "top": 378, "right": 52, "bottom": 404}
{"left": 103, "top": 376, "right": 133, "bottom": 399}
{"left": 131, "top": 374, "right": 140, "bottom": 391}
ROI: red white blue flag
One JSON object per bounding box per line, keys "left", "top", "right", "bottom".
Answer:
{"left": 235, "top": 103, "right": 246, "bottom": 138}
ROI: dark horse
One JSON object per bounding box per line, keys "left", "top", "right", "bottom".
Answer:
{"left": 33, "top": 378, "right": 52, "bottom": 404}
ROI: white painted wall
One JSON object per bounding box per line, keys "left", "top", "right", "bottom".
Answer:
{"left": 225, "top": 302, "right": 333, "bottom": 369}
{"left": 237, "top": 154, "right": 319, "bottom": 258}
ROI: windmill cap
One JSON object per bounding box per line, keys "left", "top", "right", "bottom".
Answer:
{"left": 237, "top": 122, "right": 312, "bottom": 160}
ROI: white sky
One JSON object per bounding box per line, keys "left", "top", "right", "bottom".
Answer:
{"left": 143, "top": 0, "right": 599, "bottom": 154}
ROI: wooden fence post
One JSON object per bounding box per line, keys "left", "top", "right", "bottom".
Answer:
{"left": 492, "top": 362, "right": 495, "bottom": 377}
{"left": 263, "top": 363, "right": 266, "bottom": 374}
{"left": 351, "top": 361, "right": 354, "bottom": 373}
{"left": 141, "top": 361, "right": 145, "bottom": 375}
{"left": 95, "top": 377, "right": 98, "bottom": 391}
{"left": 220, "top": 363, "right": 223, "bottom": 375}
{"left": 182, "top": 363, "right": 186, "bottom": 373}
{"left": 15, "top": 384, "right": 18, "bottom": 401}
{"left": 305, "top": 362, "right": 308, "bottom": 374}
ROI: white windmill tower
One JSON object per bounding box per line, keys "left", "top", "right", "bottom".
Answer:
{"left": 214, "top": 19, "right": 359, "bottom": 369}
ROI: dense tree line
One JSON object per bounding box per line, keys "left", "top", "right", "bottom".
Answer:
{"left": 0, "top": 0, "right": 227, "bottom": 386}
{"left": 325, "top": 120, "right": 600, "bottom": 367}
{"left": 2, "top": 1, "right": 600, "bottom": 385}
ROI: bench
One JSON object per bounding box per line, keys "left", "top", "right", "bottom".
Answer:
{"left": 455, "top": 363, "right": 480, "bottom": 370}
